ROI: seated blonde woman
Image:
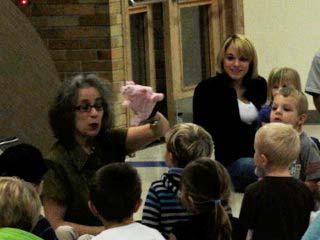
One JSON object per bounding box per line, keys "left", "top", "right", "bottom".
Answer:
{"left": 0, "top": 177, "right": 43, "bottom": 240}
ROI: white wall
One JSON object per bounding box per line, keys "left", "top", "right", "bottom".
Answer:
{"left": 243, "top": 0, "right": 320, "bottom": 109}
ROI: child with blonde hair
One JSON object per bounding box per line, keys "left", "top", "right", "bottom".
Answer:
{"left": 259, "top": 67, "right": 301, "bottom": 124}
{"left": 0, "top": 177, "right": 43, "bottom": 240}
{"left": 240, "top": 123, "right": 314, "bottom": 240}
{"left": 142, "top": 123, "right": 214, "bottom": 238}
{"left": 0, "top": 144, "right": 59, "bottom": 240}
{"left": 270, "top": 87, "right": 320, "bottom": 191}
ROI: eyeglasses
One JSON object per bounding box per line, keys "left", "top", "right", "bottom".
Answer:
{"left": 74, "top": 102, "right": 104, "bottom": 113}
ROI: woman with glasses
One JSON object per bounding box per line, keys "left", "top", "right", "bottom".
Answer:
{"left": 193, "top": 34, "right": 267, "bottom": 193}
{"left": 42, "top": 74, "right": 169, "bottom": 238}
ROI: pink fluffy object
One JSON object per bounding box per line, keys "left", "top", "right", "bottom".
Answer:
{"left": 121, "top": 81, "right": 164, "bottom": 126}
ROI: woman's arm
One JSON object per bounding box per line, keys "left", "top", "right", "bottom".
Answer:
{"left": 193, "top": 80, "right": 209, "bottom": 128}
{"left": 43, "top": 197, "right": 104, "bottom": 237}
{"left": 125, "top": 112, "right": 170, "bottom": 154}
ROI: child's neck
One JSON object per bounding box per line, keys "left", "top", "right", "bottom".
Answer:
{"left": 294, "top": 124, "right": 303, "bottom": 133}
{"left": 103, "top": 217, "right": 134, "bottom": 230}
{"left": 265, "top": 168, "right": 291, "bottom": 177}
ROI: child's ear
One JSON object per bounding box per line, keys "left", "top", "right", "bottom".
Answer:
{"left": 187, "top": 195, "right": 197, "bottom": 212}
{"left": 165, "top": 151, "right": 173, "bottom": 161}
{"left": 88, "top": 200, "right": 100, "bottom": 217}
{"left": 260, "top": 154, "right": 269, "bottom": 167}
{"left": 298, "top": 113, "right": 308, "bottom": 125}
{"left": 165, "top": 151, "right": 178, "bottom": 167}
{"left": 133, "top": 198, "right": 142, "bottom": 213}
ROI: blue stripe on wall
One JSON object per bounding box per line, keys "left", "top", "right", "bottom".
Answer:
{"left": 128, "top": 161, "right": 167, "bottom": 167}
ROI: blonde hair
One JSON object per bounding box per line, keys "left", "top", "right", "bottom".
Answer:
{"left": 181, "top": 158, "right": 232, "bottom": 240}
{"left": 277, "top": 86, "right": 308, "bottom": 115}
{"left": 216, "top": 34, "right": 258, "bottom": 79}
{"left": 255, "top": 122, "right": 300, "bottom": 168}
{"left": 165, "top": 123, "right": 213, "bottom": 168}
{"left": 267, "top": 67, "right": 302, "bottom": 101}
{"left": 0, "top": 177, "right": 41, "bottom": 231}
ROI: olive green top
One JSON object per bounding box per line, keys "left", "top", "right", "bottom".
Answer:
{"left": 42, "top": 128, "right": 128, "bottom": 226}
{"left": 0, "top": 228, "right": 43, "bottom": 240}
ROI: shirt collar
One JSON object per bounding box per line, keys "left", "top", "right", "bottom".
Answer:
{"left": 168, "top": 167, "right": 184, "bottom": 175}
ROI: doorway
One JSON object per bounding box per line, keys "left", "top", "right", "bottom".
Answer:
{"left": 123, "top": 0, "right": 244, "bottom": 125}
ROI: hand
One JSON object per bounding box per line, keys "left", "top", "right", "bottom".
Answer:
{"left": 121, "top": 81, "right": 164, "bottom": 126}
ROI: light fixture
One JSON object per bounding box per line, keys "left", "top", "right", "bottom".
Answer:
{"left": 17, "top": 0, "right": 30, "bottom": 5}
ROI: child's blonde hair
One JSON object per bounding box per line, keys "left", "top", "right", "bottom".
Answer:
{"left": 277, "top": 86, "right": 308, "bottom": 115}
{"left": 165, "top": 123, "right": 213, "bottom": 168}
{"left": 0, "top": 177, "right": 41, "bottom": 231}
{"left": 267, "top": 67, "right": 302, "bottom": 101}
{"left": 255, "top": 122, "right": 300, "bottom": 168}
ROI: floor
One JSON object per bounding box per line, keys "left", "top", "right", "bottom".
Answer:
{"left": 126, "top": 124, "right": 320, "bottom": 221}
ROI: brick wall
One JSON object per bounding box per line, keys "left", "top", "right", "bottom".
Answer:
{"left": 14, "top": 0, "right": 127, "bottom": 127}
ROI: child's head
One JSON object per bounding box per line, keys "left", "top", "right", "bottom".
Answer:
{"left": 0, "top": 143, "right": 47, "bottom": 192}
{"left": 0, "top": 177, "right": 41, "bottom": 231}
{"left": 180, "top": 157, "right": 232, "bottom": 238}
{"left": 267, "top": 67, "right": 301, "bottom": 101}
{"left": 89, "top": 163, "right": 141, "bottom": 224}
{"left": 165, "top": 123, "right": 213, "bottom": 168}
{"left": 270, "top": 86, "right": 308, "bottom": 130}
{"left": 254, "top": 122, "right": 300, "bottom": 172}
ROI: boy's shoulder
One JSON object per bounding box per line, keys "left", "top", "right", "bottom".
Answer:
{"left": 300, "top": 131, "right": 315, "bottom": 146}
{"left": 243, "top": 177, "right": 313, "bottom": 210}
{"left": 148, "top": 177, "right": 170, "bottom": 196}
{"left": 246, "top": 177, "right": 309, "bottom": 195}
{"left": 298, "top": 131, "right": 320, "bottom": 171}
{"left": 149, "top": 179, "right": 165, "bottom": 189}
{"left": 93, "top": 222, "right": 165, "bottom": 240}
{"left": 149, "top": 171, "right": 181, "bottom": 191}
{"left": 129, "top": 222, "right": 165, "bottom": 237}
{"left": 299, "top": 131, "right": 320, "bottom": 153}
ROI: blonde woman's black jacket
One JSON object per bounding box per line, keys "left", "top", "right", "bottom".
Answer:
{"left": 193, "top": 73, "right": 267, "bottom": 166}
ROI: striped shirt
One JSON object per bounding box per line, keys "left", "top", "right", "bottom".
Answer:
{"left": 142, "top": 168, "right": 191, "bottom": 239}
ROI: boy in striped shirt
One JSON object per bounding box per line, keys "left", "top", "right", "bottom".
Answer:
{"left": 141, "top": 123, "right": 213, "bottom": 238}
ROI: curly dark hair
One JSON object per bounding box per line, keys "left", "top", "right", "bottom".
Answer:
{"left": 49, "top": 74, "right": 114, "bottom": 145}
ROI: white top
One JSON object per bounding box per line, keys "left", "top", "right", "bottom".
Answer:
{"left": 237, "top": 99, "right": 258, "bottom": 124}
{"left": 92, "top": 222, "right": 165, "bottom": 240}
